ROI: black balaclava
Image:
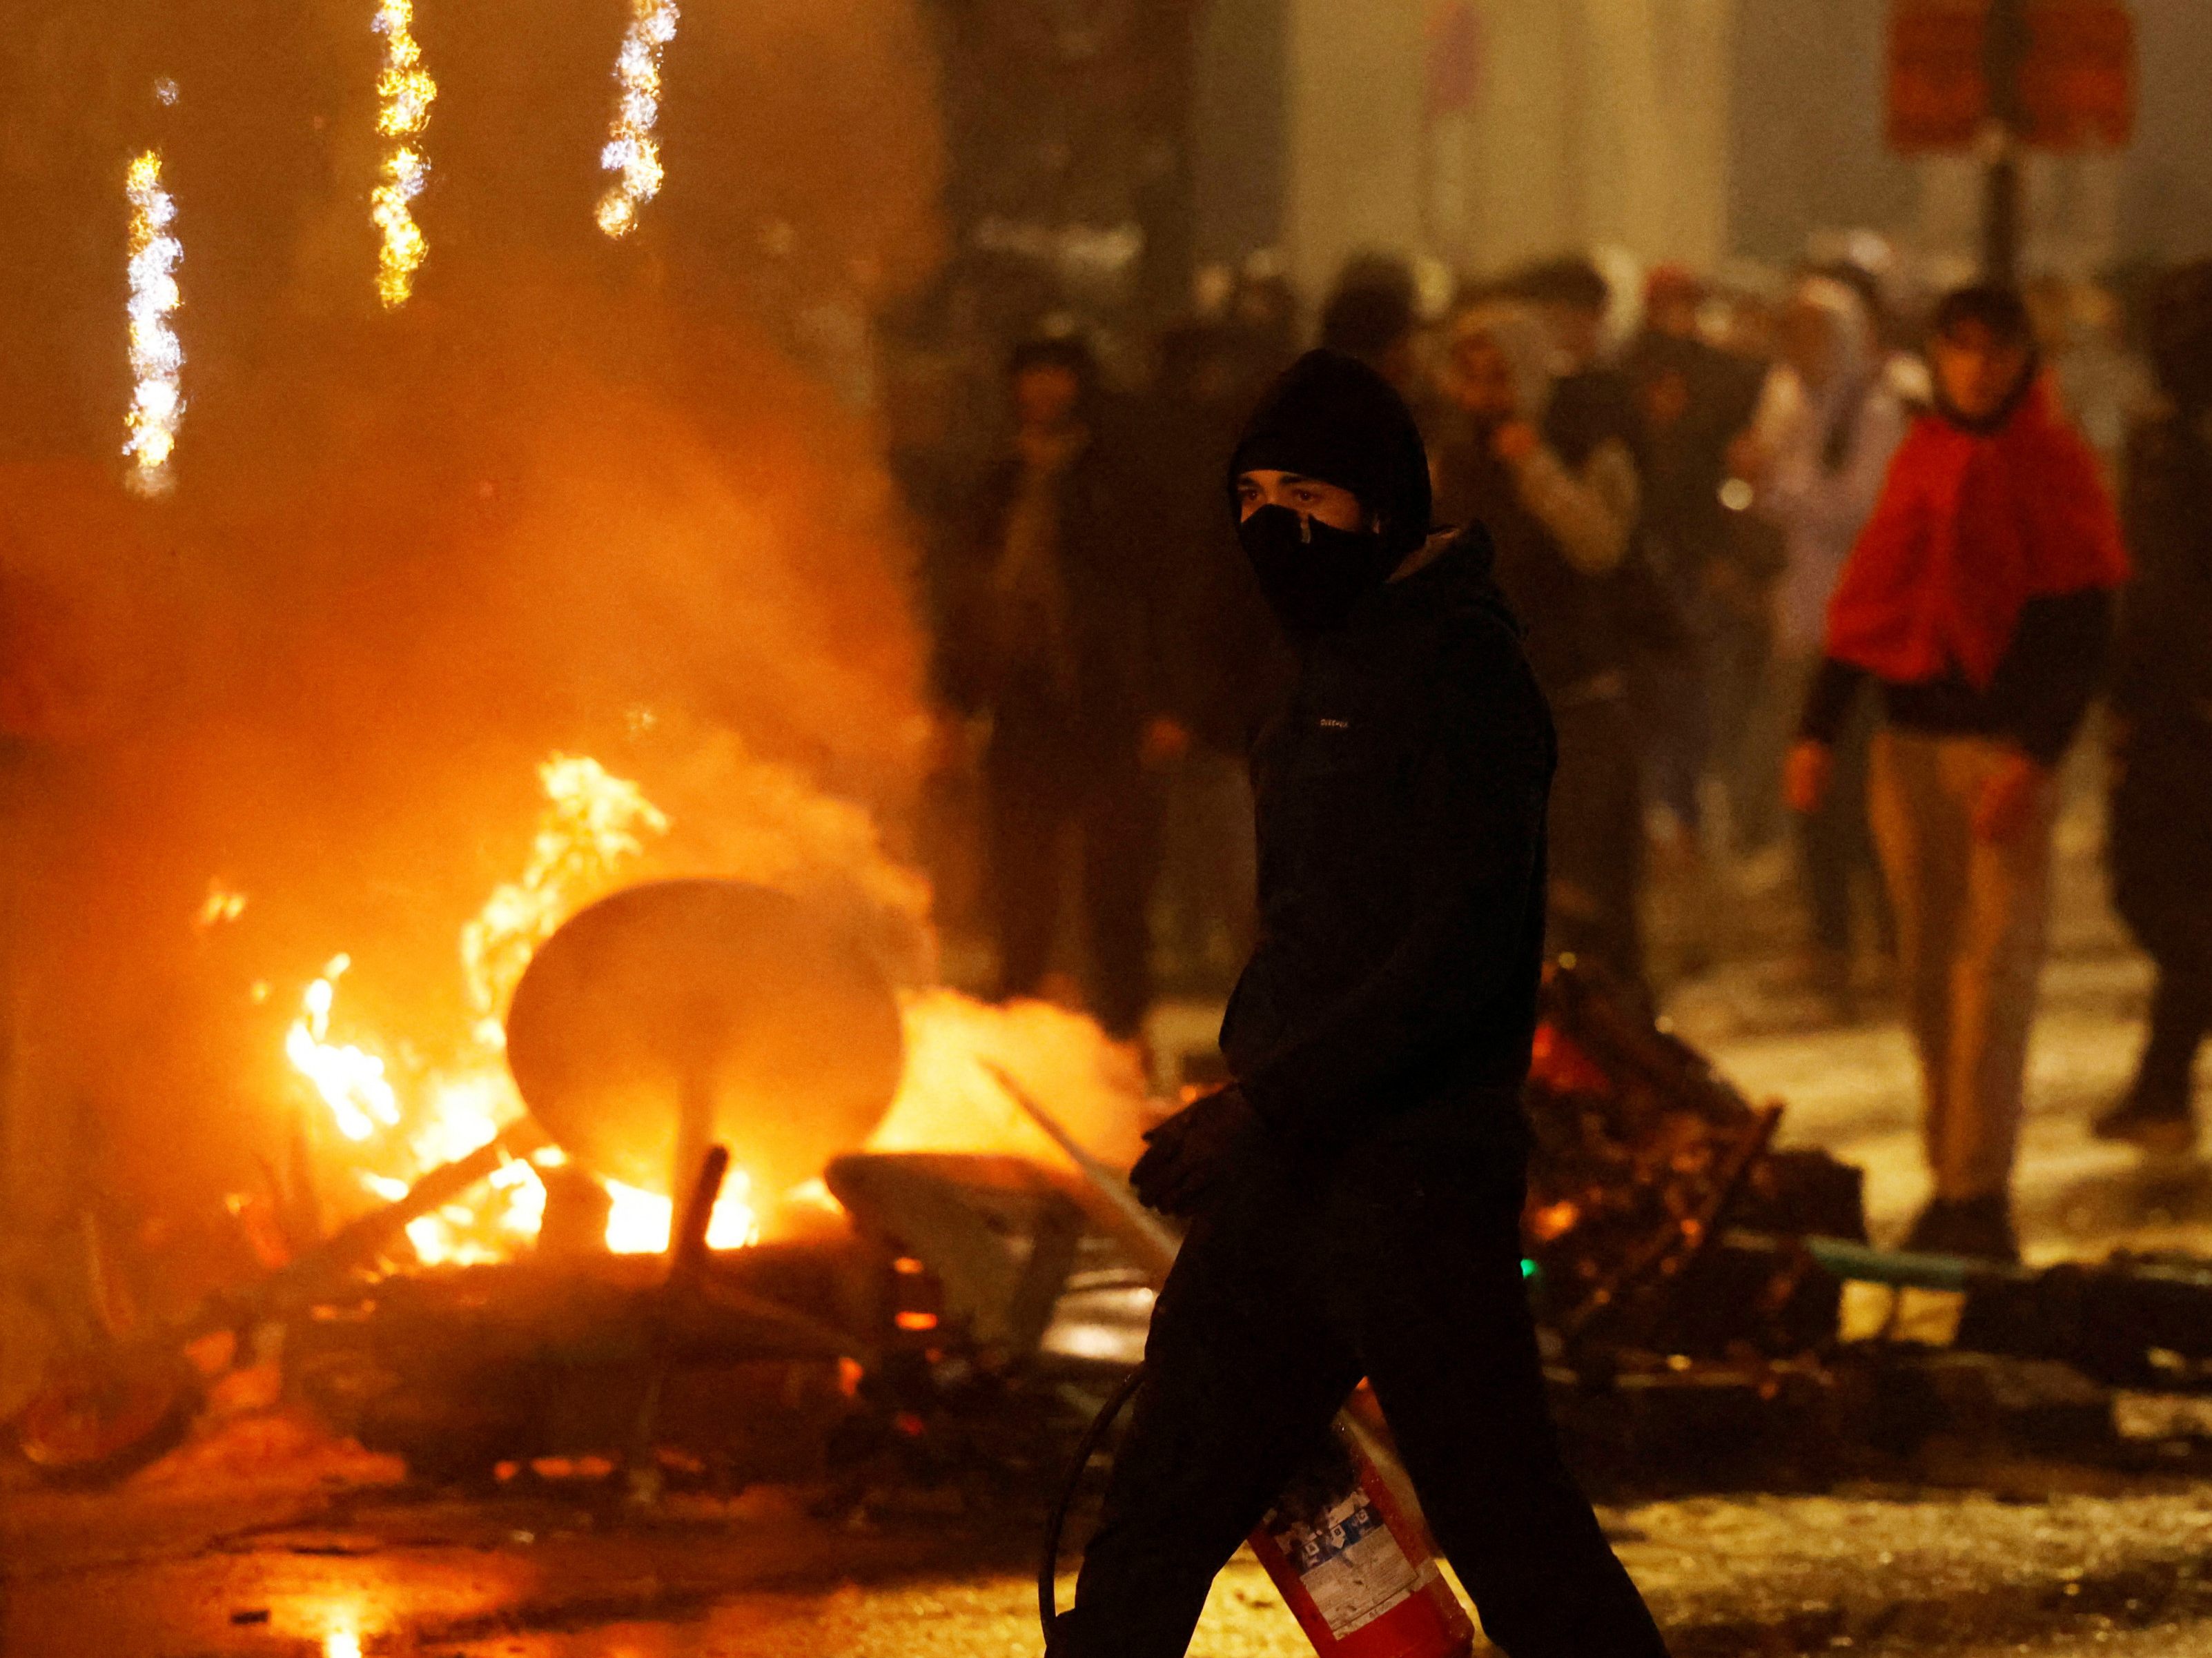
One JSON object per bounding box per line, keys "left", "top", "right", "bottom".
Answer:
{"left": 1228, "top": 348, "right": 1433, "bottom": 638}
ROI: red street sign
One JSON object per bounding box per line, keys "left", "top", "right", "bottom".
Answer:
{"left": 1887, "top": 0, "right": 2134, "bottom": 152}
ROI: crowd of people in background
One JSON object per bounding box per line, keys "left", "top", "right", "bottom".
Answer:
{"left": 890, "top": 239, "right": 2212, "bottom": 1262}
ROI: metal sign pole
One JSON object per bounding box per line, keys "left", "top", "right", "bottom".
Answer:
{"left": 1982, "top": 0, "right": 2030, "bottom": 282}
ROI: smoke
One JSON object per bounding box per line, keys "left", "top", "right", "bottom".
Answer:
{"left": 875, "top": 991, "right": 1152, "bottom": 1176}
{"left": 0, "top": 0, "right": 950, "bottom": 1229}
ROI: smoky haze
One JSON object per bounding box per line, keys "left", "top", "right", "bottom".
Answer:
{"left": 0, "top": 0, "right": 947, "bottom": 1229}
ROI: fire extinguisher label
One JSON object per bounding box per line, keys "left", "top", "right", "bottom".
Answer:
{"left": 1262, "top": 1488, "right": 1423, "bottom": 1639}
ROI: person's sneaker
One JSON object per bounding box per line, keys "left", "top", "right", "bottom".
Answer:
{"left": 2091, "top": 1092, "right": 2199, "bottom": 1156}
{"left": 1901, "top": 1194, "right": 2019, "bottom": 1264}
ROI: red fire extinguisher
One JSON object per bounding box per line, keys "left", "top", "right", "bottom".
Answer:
{"left": 1041, "top": 1372, "right": 1475, "bottom": 1658}
{"left": 1246, "top": 1417, "right": 1476, "bottom": 1658}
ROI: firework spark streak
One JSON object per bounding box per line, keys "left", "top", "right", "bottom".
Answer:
{"left": 594, "top": 0, "right": 679, "bottom": 238}
{"left": 122, "top": 150, "right": 184, "bottom": 495}
{"left": 371, "top": 0, "right": 436, "bottom": 306}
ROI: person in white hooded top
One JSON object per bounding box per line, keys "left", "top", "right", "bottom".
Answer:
{"left": 1731, "top": 276, "right": 1910, "bottom": 1010}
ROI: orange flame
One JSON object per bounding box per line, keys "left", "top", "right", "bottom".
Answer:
{"left": 284, "top": 755, "right": 674, "bottom": 1263}
{"left": 460, "top": 754, "right": 668, "bottom": 1045}
{"left": 281, "top": 755, "right": 1146, "bottom": 1265}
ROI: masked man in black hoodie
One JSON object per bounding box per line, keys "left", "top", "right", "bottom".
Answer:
{"left": 1050, "top": 352, "right": 1669, "bottom": 1658}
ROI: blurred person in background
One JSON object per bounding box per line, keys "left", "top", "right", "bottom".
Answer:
{"left": 1505, "top": 255, "right": 1646, "bottom": 478}
{"left": 1624, "top": 268, "right": 1768, "bottom": 880}
{"left": 1700, "top": 283, "right": 1796, "bottom": 856}
{"left": 1810, "top": 253, "right": 1935, "bottom": 411}
{"left": 934, "top": 335, "right": 1186, "bottom": 1045}
{"left": 1736, "top": 275, "right": 1909, "bottom": 1013}
{"left": 1141, "top": 306, "right": 1297, "bottom": 988}
{"left": 2026, "top": 275, "right": 2155, "bottom": 484}
{"left": 2098, "top": 261, "right": 2212, "bottom": 1154}
{"left": 1228, "top": 255, "right": 1303, "bottom": 383}
{"left": 1788, "top": 287, "right": 2127, "bottom": 1261}
{"left": 1435, "top": 302, "right": 1647, "bottom": 999}
{"left": 1640, "top": 261, "right": 1707, "bottom": 346}
{"left": 1318, "top": 253, "right": 1425, "bottom": 401}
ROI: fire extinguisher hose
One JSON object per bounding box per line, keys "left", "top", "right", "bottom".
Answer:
{"left": 1038, "top": 1363, "right": 1147, "bottom": 1646}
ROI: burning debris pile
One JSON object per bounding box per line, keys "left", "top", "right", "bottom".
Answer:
{"left": 0, "top": 306, "right": 1162, "bottom": 1490}
{"left": 1520, "top": 961, "right": 1869, "bottom": 1365}
{"left": 1523, "top": 963, "right": 2212, "bottom": 1488}
{"left": 19, "top": 938, "right": 2212, "bottom": 1505}
{"left": 4, "top": 801, "right": 1158, "bottom": 1492}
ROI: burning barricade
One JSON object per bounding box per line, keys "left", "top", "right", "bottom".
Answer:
{"left": 14, "top": 867, "right": 2212, "bottom": 1501}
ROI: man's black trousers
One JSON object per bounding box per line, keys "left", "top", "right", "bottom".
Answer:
{"left": 986, "top": 754, "right": 1158, "bottom": 1040}
{"left": 1547, "top": 699, "right": 1648, "bottom": 1003}
{"left": 2111, "top": 715, "right": 2212, "bottom": 1109}
{"left": 1061, "top": 1099, "right": 1670, "bottom": 1658}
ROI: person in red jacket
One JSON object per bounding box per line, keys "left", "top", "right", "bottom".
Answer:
{"left": 1785, "top": 286, "right": 2127, "bottom": 1262}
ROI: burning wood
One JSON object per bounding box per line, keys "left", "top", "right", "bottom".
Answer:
{"left": 9, "top": 1128, "right": 536, "bottom": 1483}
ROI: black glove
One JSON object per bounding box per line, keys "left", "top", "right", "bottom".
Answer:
{"left": 1129, "top": 1085, "right": 1263, "bottom": 1216}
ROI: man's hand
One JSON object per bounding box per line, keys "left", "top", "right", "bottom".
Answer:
{"left": 1783, "top": 739, "right": 1835, "bottom": 816}
{"left": 1129, "top": 1085, "right": 1262, "bottom": 1217}
{"left": 1491, "top": 421, "right": 1542, "bottom": 465}
{"left": 1973, "top": 749, "right": 2050, "bottom": 845}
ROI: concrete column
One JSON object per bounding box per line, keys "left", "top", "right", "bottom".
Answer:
{"left": 1268, "top": 0, "right": 1741, "bottom": 286}
{"left": 1656, "top": 0, "right": 1738, "bottom": 268}
{"left": 1458, "top": 0, "right": 1733, "bottom": 276}
{"left": 1465, "top": 0, "right": 1578, "bottom": 270}
{"left": 1192, "top": 0, "right": 1291, "bottom": 267}
{"left": 1281, "top": 0, "right": 1427, "bottom": 299}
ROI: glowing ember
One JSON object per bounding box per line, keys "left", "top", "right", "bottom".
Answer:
{"left": 603, "top": 1169, "right": 758, "bottom": 1256}
{"left": 371, "top": 0, "right": 435, "bottom": 306}
{"left": 196, "top": 880, "right": 248, "bottom": 929}
{"left": 594, "top": 0, "right": 679, "bottom": 239}
{"left": 122, "top": 148, "right": 184, "bottom": 495}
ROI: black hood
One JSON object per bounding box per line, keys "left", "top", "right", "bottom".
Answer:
{"left": 1358, "top": 522, "right": 1518, "bottom": 637}
{"left": 1228, "top": 348, "right": 1433, "bottom": 558}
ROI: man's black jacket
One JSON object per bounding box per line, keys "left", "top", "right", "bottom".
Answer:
{"left": 1220, "top": 524, "right": 1556, "bottom": 1145}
